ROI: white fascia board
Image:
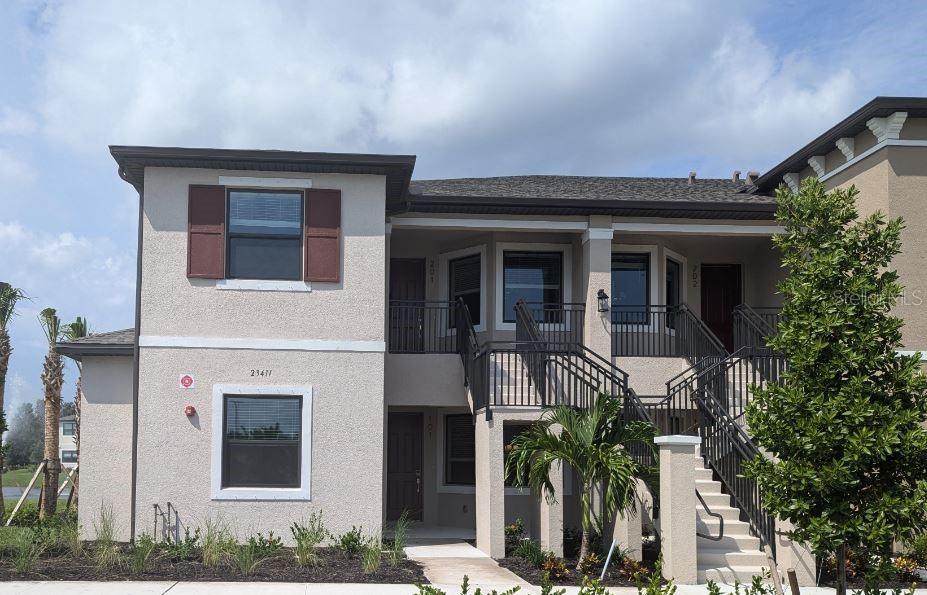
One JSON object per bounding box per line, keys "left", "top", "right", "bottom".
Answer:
{"left": 389, "top": 217, "right": 587, "bottom": 232}
{"left": 612, "top": 222, "right": 783, "bottom": 236}
{"left": 217, "top": 176, "right": 312, "bottom": 189}
{"left": 140, "top": 335, "right": 385, "bottom": 352}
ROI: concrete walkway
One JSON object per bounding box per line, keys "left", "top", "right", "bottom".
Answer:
{"left": 404, "top": 538, "right": 531, "bottom": 591}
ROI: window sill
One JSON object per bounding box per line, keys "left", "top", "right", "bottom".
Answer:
{"left": 211, "top": 486, "right": 310, "bottom": 501}
{"left": 216, "top": 279, "right": 312, "bottom": 293}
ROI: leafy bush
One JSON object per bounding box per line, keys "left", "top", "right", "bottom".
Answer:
{"left": 92, "top": 506, "right": 122, "bottom": 570}
{"left": 906, "top": 534, "right": 927, "bottom": 567}
{"left": 636, "top": 557, "right": 676, "bottom": 595}
{"left": 130, "top": 533, "right": 156, "bottom": 573}
{"left": 513, "top": 538, "right": 546, "bottom": 567}
{"left": 577, "top": 576, "right": 609, "bottom": 595}
{"left": 361, "top": 534, "right": 382, "bottom": 574}
{"left": 291, "top": 512, "right": 328, "bottom": 567}
{"left": 388, "top": 509, "right": 410, "bottom": 566}
{"left": 247, "top": 531, "right": 282, "bottom": 555}
{"left": 504, "top": 519, "right": 526, "bottom": 556}
{"left": 541, "top": 555, "right": 571, "bottom": 581}
{"left": 578, "top": 551, "right": 602, "bottom": 576}
{"left": 163, "top": 526, "right": 201, "bottom": 561}
{"left": 201, "top": 518, "right": 236, "bottom": 568}
{"left": 414, "top": 574, "right": 522, "bottom": 594}
{"left": 231, "top": 541, "right": 266, "bottom": 576}
{"left": 334, "top": 526, "right": 364, "bottom": 557}
{"left": 540, "top": 572, "right": 567, "bottom": 595}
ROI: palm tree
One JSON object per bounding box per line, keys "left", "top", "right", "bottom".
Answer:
{"left": 63, "top": 316, "right": 89, "bottom": 508}
{"left": 38, "top": 307, "right": 64, "bottom": 519}
{"left": 505, "top": 393, "right": 656, "bottom": 567}
{"left": 0, "top": 282, "right": 27, "bottom": 517}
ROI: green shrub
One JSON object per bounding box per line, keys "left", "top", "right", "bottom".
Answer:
{"left": 231, "top": 541, "right": 265, "bottom": 576}
{"left": 505, "top": 519, "right": 526, "bottom": 556}
{"left": 130, "top": 533, "right": 156, "bottom": 573}
{"left": 906, "top": 534, "right": 927, "bottom": 566}
{"left": 247, "top": 531, "right": 282, "bottom": 556}
{"left": 513, "top": 538, "right": 546, "bottom": 567}
{"left": 540, "top": 555, "right": 570, "bottom": 581}
{"left": 577, "top": 576, "right": 609, "bottom": 595}
{"left": 388, "top": 509, "right": 410, "bottom": 566}
{"left": 201, "top": 519, "right": 236, "bottom": 568}
{"left": 361, "top": 533, "right": 382, "bottom": 574}
{"left": 291, "top": 512, "right": 328, "bottom": 567}
{"left": 414, "top": 574, "right": 522, "bottom": 595}
{"left": 92, "top": 506, "right": 122, "bottom": 570}
{"left": 163, "top": 527, "right": 201, "bottom": 561}
{"left": 636, "top": 557, "right": 676, "bottom": 595}
{"left": 334, "top": 526, "right": 363, "bottom": 557}
{"left": 540, "top": 572, "right": 567, "bottom": 595}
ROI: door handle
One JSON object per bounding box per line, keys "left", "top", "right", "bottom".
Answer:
{"left": 415, "top": 470, "right": 421, "bottom": 494}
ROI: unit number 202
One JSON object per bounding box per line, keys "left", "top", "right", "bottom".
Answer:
{"left": 250, "top": 369, "right": 273, "bottom": 377}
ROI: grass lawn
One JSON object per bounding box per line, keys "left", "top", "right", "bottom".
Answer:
{"left": 1, "top": 467, "right": 69, "bottom": 489}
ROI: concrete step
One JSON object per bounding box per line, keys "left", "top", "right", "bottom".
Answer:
{"left": 698, "top": 565, "right": 771, "bottom": 584}
{"left": 696, "top": 479, "right": 725, "bottom": 493}
{"left": 697, "top": 548, "right": 769, "bottom": 567}
{"left": 693, "top": 467, "right": 714, "bottom": 480}
{"left": 697, "top": 492, "right": 732, "bottom": 508}
{"left": 697, "top": 532, "right": 762, "bottom": 550}
{"left": 697, "top": 517, "right": 753, "bottom": 536}
{"left": 697, "top": 505, "right": 742, "bottom": 522}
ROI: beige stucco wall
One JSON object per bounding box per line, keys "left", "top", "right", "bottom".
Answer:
{"left": 135, "top": 347, "right": 384, "bottom": 542}
{"left": 385, "top": 354, "right": 467, "bottom": 407}
{"left": 141, "top": 167, "right": 387, "bottom": 341}
{"left": 77, "top": 356, "right": 134, "bottom": 541}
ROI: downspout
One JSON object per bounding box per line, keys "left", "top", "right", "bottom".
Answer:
{"left": 124, "top": 165, "right": 144, "bottom": 543}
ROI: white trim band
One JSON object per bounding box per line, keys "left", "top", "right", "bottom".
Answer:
{"left": 654, "top": 435, "right": 701, "bottom": 445}
{"left": 139, "top": 335, "right": 385, "bottom": 352}
{"left": 390, "top": 217, "right": 588, "bottom": 232}
{"left": 217, "top": 175, "right": 312, "bottom": 189}
{"left": 582, "top": 228, "right": 614, "bottom": 243}
{"left": 612, "top": 222, "right": 783, "bottom": 236}
{"left": 821, "top": 139, "right": 927, "bottom": 183}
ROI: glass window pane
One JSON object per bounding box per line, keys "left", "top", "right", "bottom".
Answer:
{"left": 612, "top": 253, "right": 650, "bottom": 324}
{"left": 228, "top": 237, "right": 301, "bottom": 280}
{"left": 223, "top": 396, "right": 301, "bottom": 488}
{"left": 445, "top": 414, "right": 475, "bottom": 486}
{"left": 229, "top": 191, "right": 302, "bottom": 236}
{"left": 502, "top": 252, "right": 563, "bottom": 322}
{"left": 449, "top": 254, "right": 481, "bottom": 325}
{"left": 666, "top": 259, "right": 681, "bottom": 308}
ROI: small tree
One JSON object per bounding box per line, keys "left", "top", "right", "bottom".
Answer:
{"left": 0, "top": 282, "right": 27, "bottom": 515}
{"left": 505, "top": 393, "right": 655, "bottom": 566}
{"left": 745, "top": 179, "right": 927, "bottom": 595}
{"left": 38, "top": 307, "right": 65, "bottom": 519}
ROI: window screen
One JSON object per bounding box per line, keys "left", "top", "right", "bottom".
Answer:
{"left": 449, "top": 254, "right": 481, "bottom": 326}
{"left": 445, "top": 414, "right": 475, "bottom": 485}
{"left": 62, "top": 421, "right": 76, "bottom": 436}
{"left": 502, "top": 251, "right": 563, "bottom": 323}
{"left": 227, "top": 190, "right": 303, "bottom": 281}
{"left": 222, "top": 395, "right": 301, "bottom": 488}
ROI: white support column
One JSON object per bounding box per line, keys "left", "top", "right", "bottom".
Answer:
{"left": 655, "top": 435, "right": 700, "bottom": 584}
{"left": 475, "top": 411, "right": 505, "bottom": 557}
{"left": 539, "top": 460, "right": 564, "bottom": 556}
{"left": 775, "top": 519, "right": 817, "bottom": 587}
{"left": 612, "top": 479, "right": 644, "bottom": 561}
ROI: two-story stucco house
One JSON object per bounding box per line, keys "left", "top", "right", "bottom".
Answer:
{"left": 57, "top": 97, "right": 927, "bottom": 582}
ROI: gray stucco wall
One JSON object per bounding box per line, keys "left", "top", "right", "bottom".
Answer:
{"left": 77, "top": 356, "right": 134, "bottom": 541}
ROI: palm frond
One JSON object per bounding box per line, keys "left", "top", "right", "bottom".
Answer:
{"left": 64, "top": 316, "right": 91, "bottom": 341}
{"left": 38, "top": 307, "right": 62, "bottom": 345}
{"left": 0, "top": 282, "right": 28, "bottom": 329}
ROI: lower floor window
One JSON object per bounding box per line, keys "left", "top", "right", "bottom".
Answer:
{"left": 222, "top": 394, "right": 302, "bottom": 488}
{"left": 445, "top": 414, "right": 475, "bottom": 485}
{"left": 61, "top": 450, "right": 77, "bottom": 463}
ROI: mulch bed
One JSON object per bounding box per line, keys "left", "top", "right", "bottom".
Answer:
{"left": 498, "top": 556, "right": 657, "bottom": 587}
{"left": 817, "top": 565, "right": 927, "bottom": 590}
{"left": 0, "top": 546, "right": 427, "bottom": 583}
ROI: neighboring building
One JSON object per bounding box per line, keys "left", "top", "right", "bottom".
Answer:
{"left": 59, "top": 415, "right": 77, "bottom": 469}
{"left": 56, "top": 97, "right": 927, "bottom": 582}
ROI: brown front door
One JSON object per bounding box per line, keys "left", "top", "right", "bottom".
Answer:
{"left": 389, "top": 259, "right": 426, "bottom": 352}
{"left": 701, "top": 264, "right": 742, "bottom": 351}
{"left": 386, "top": 412, "right": 423, "bottom": 521}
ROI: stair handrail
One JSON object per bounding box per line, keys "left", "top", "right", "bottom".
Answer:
{"left": 733, "top": 304, "right": 777, "bottom": 352}
{"left": 678, "top": 304, "right": 728, "bottom": 359}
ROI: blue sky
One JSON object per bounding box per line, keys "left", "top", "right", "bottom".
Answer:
{"left": 1, "top": 0, "right": 926, "bottom": 415}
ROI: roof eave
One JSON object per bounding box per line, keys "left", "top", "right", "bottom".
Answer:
{"left": 56, "top": 343, "right": 134, "bottom": 359}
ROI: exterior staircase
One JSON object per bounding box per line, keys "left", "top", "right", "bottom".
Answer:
{"left": 695, "top": 460, "right": 771, "bottom": 583}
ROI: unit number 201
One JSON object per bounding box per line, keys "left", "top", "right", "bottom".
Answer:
{"left": 250, "top": 369, "right": 273, "bottom": 377}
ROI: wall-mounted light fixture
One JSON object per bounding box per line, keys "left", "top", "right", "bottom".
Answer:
{"left": 597, "top": 289, "right": 610, "bottom": 313}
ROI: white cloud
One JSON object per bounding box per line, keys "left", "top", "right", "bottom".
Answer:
{"left": 0, "top": 107, "right": 36, "bottom": 136}
{"left": 32, "top": 0, "right": 924, "bottom": 178}
{"left": 0, "top": 148, "right": 34, "bottom": 184}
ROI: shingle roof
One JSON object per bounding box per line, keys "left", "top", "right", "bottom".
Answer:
{"left": 56, "top": 328, "right": 135, "bottom": 358}
{"left": 408, "top": 175, "right": 772, "bottom": 204}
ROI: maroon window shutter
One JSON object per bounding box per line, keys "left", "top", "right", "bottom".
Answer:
{"left": 304, "top": 189, "right": 341, "bottom": 282}
{"left": 187, "top": 185, "right": 226, "bottom": 279}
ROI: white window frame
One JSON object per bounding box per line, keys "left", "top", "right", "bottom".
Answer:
{"left": 495, "top": 242, "right": 573, "bottom": 332}
{"left": 663, "top": 247, "right": 688, "bottom": 336}
{"left": 211, "top": 383, "right": 313, "bottom": 501}
{"left": 439, "top": 245, "right": 487, "bottom": 333}
{"left": 435, "top": 412, "right": 572, "bottom": 496}
{"left": 611, "top": 244, "right": 659, "bottom": 332}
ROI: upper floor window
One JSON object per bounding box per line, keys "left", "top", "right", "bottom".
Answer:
{"left": 502, "top": 251, "right": 563, "bottom": 323}
{"left": 449, "top": 254, "right": 482, "bottom": 326}
{"left": 612, "top": 252, "right": 650, "bottom": 324}
{"left": 61, "top": 450, "right": 77, "bottom": 463}
{"left": 227, "top": 190, "right": 303, "bottom": 281}
{"left": 62, "top": 421, "right": 76, "bottom": 436}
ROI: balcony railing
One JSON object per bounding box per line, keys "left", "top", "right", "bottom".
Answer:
{"left": 388, "top": 300, "right": 457, "bottom": 354}
{"left": 515, "top": 302, "right": 585, "bottom": 347}
{"left": 733, "top": 305, "right": 781, "bottom": 352}
{"left": 610, "top": 304, "right": 726, "bottom": 359}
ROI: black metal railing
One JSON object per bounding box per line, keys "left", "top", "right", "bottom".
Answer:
{"left": 622, "top": 387, "right": 658, "bottom": 467}
{"left": 515, "top": 301, "right": 585, "bottom": 346}
{"left": 611, "top": 304, "right": 726, "bottom": 360}
{"left": 733, "top": 304, "right": 780, "bottom": 352}
{"left": 695, "top": 386, "right": 776, "bottom": 555}
{"left": 388, "top": 300, "right": 458, "bottom": 353}
{"left": 456, "top": 298, "right": 482, "bottom": 388}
